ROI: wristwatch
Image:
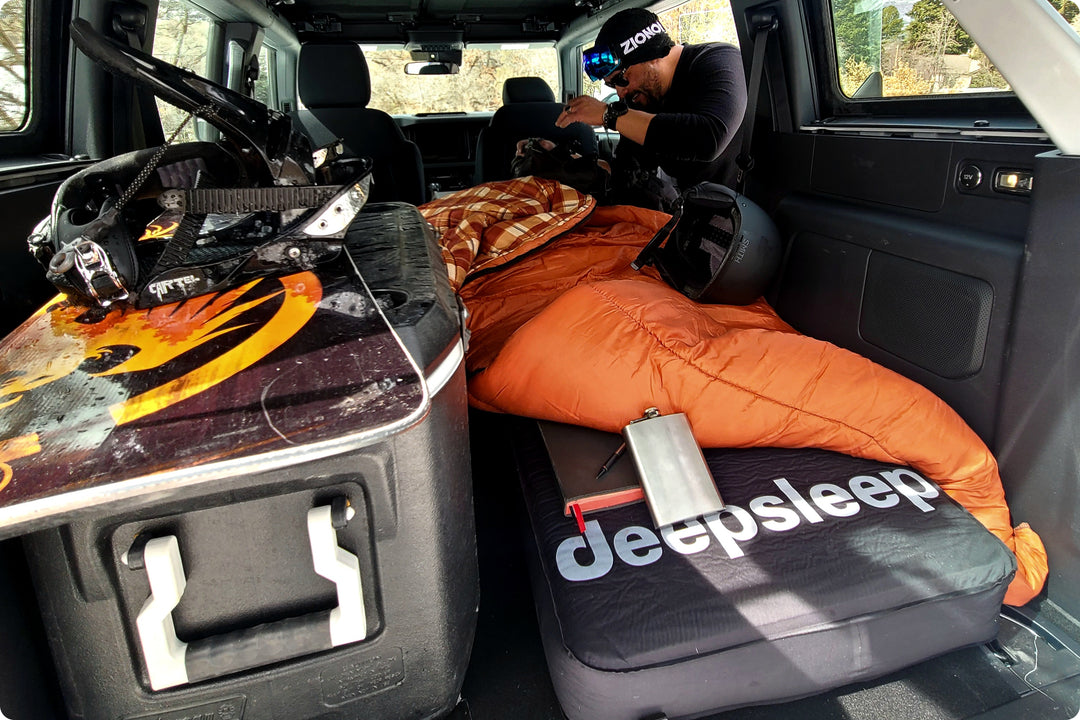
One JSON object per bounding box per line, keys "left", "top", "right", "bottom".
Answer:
{"left": 603, "top": 101, "right": 629, "bottom": 131}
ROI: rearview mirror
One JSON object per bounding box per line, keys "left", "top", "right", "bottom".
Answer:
{"left": 405, "top": 61, "right": 460, "bottom": 75}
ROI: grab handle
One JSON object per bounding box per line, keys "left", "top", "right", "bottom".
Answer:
{"left": 127, "top": 498, "right": 367, "bottom": 690}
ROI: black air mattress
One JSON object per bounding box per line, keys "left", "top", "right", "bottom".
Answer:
{"left": 515, "top": 422, "right": 1016, "bottom": 720}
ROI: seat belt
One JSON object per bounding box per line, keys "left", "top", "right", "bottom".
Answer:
{"left": 111, "top": 3, "right": 166, "bottom": 151}
{"left": 735, "top": 11, "right": 778, "bottom": 195}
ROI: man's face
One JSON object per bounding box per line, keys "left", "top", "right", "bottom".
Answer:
{"left": 611, "top": 60, "right": 665, "bottom": 110}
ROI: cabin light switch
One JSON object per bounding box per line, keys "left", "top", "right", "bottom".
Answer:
{"left": 993, "top": 168, "right": 1034, "bottom": 196}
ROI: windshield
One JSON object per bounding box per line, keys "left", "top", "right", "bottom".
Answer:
{"left": 365, "top": 46, "right": 560, "bottom": 115}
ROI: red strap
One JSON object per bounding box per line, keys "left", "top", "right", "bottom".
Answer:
{"left": 571, "top": 503, "right": 586, "bottom": 534}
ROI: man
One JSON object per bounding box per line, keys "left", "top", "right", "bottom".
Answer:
{"left": 555, "top": 8, "right": 747, "bottom": 208}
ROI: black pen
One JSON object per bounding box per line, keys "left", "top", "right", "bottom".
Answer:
{"left": 596, "top": 441, "right": 627, "bottom": 480}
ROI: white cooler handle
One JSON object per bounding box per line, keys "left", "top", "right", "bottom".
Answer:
{"left": 128, "top": 498, "right": 367, "bottom": 690}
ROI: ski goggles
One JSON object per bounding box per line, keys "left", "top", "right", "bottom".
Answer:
{"left": 583, "top": 46, "right": 622, "bottom": 82}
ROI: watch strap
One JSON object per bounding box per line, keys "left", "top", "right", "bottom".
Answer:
{"left": 603, "top": 101, "right": 628, "bottom": 131}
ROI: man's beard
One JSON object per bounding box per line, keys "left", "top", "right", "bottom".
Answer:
{"left": 625, "top": 64, "right": 663, "bottom": 110}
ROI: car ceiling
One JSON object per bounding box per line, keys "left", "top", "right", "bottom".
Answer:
{"left": 275, "top": 0, "right": 607, "bottom": 44}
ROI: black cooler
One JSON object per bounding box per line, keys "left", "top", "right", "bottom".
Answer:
{"left": 0, "top": 203, "right": 476, "bottom": 720}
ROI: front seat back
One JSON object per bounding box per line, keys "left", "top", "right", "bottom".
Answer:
{"left": 475, "top": 77, "right": 598, "bottom": 184}
{"left": 291, "top": 42, "right": 426, "bottom": 205}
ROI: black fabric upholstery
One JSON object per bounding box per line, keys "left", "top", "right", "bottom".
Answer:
{"left": 292, "top": 42, "right": 426, "bottom": 205}
{"left": 502, "top": 76, "right": 556, "bottom": 104}
{"left": 475, "top": 78, "right": 598, "bottom": 184}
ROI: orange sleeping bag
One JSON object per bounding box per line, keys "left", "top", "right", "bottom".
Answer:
{"left": 420, "top": 178, "right": 1048, "bottom": 606}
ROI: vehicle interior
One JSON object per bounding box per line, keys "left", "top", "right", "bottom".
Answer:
{"left": 1, "top": 0, "right": 1080, "bottom": 718}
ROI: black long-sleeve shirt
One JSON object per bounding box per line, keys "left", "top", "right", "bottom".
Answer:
{"left": 616, "top": 42, "right": 747, "bottom": 192}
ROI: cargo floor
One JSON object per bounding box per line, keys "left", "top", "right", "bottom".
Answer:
{"left": 460, "top": 410, "right": 1080, "bottom": 720}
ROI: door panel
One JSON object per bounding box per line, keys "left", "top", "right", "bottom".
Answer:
{"left": 0, "top": 165, "right": 84, "bottom": 334}
{"left": 996, "top": 152, "right": 1080, "bottom": 621}
{"left": 766, "top": 132, "right": 1036, "bottom": 444}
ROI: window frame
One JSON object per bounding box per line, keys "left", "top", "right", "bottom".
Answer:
{"left": 0, "top": 0, "right": 64, "bottom": 159}
{"left": 808, "top": 0, "right": 1033, "bottom": 124}
{"left": 572, "top": 0, "right": 742, "bottom": 102}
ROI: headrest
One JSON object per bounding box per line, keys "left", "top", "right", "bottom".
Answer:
{"left": 298, "top": 42, "right": 371, "bottom": 108}
{"left": 502, "top": 77, "right": 555, "bottom": 104}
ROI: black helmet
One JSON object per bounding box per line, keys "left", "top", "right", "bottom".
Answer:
{"left": 633, "top": 183, "right": 782, "bottom": 305}
{"left": 27, "top": 19, "right": 372, "bottom": 310}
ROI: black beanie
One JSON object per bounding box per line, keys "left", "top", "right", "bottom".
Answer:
{"left": 595, "top": 8, "right": 674, "bottom": 67}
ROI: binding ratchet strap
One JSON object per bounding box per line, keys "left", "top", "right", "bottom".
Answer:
{"left": 115, "top": 105, "right": 215, "bottom": 213}
{"left": 157, "top": 185, "right": 346, "bottom": 214}
{"left": 631, "top": 197, "right": 685, "bottom": 271}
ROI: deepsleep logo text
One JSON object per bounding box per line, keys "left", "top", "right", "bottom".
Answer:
{"left": 555, "top": 468, "right": 940, "bottom": 582}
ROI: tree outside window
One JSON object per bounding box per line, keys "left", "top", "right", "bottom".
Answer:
{"left": 0, "top": 0, "right": 27, "bottom": 131}
{"left": 365, "top": 47, "right": 559, "bottom": 115}
{"left": 152, "top": 0, "right": 211, "bottom": 141}
{"left": 834, "top": 0, "right": 1079, "bottom": 98}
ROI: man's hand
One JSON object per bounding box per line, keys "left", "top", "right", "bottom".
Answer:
{"left": 556, "top": 95, "right": 607, "bottom": 129}
{"left": 556, "top": 94, "right": 654, "bottom": 145}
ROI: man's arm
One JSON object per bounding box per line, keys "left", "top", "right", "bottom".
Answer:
{"left": 643, "top": 44, "right": 746, "bottom": 162}
{"left": 555, "top": 96, "right": 654, "bottom": 145}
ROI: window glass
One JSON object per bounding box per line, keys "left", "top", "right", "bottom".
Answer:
{"left": 0, "top": 0, "right": 28, "bottom": 131}
{"left": 658, "top": 0, "right": 740, "bottom": 46}
{"left": 582, "top": 0, "right": 738, "bottom": 102}
{"left": 832, "top": 0, "right": 1078, "bottom": 99}
{"left": 365, "top": 45, "right": 559, "bottom": 115}
{"left": 253, "top": 45, "right": 276, "bottom": 107}
{"left": 153, "top": 0, "right": 212, "bottom": 141}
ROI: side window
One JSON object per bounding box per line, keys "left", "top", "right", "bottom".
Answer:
{"left": 152, "top": 0, "right": 213, "bottom": 141}
{"left": 656, "top": 0, "right": 739, "bottom": 46}
{"left": 225, "top": 40, "right": 274, "bottom": 103}
{"left": 0, "top": 0, "right": 28, "bottom": 132}
{"left": 831, "top": 0, "right": 1078, "bottom": 99}
{"left": 253, "top": 45, "right": 277, "bottom": 107}
{"left": 581, "top": 0, "right": 738, "bottom": 101}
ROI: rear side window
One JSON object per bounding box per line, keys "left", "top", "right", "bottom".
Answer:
{"left": 153, "top": 0, "right": 213, "bottom": 141}
{"left": 830, "top": 0, "right": 1079, "bottom": 99}
{"left": 659, "top": 0, "right": 740, "bottom": 46}
{"left": 253, "top": 45, "right": 277, "bottom": 107}
{"left": 581, "top": 0, "right": 739, "bottom": 102}
{"left": 0, "top": 0, "right": 28, "bottom": 131}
